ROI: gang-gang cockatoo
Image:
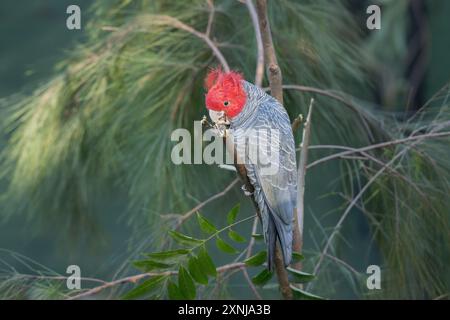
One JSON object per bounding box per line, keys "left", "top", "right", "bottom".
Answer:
{"left": 204, "top": 69, "right": 297, "bottom": 270}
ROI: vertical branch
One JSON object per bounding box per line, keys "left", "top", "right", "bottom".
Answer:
{"left": 255, "top": 0, "right": 283, "bottom": 104}
{"left": 245, "top": 0, "right": 265, "bottom": 87}
{"left": 252, "top": 0, "right": 293, "bottom": 300}
{"left": 206, "top": 0, "right": 215, "bottom": 38}
{"left": 294, "top": 99, "right": 314, "bottom": 270}
{"left": 245, "top": 217, "right": 259, "bottom": 259}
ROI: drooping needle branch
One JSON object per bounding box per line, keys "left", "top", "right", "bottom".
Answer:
{"left": 307, "top": 131, "right": 450, "bottom": 169}
{"left": 150, "top": 15, "right": 230, "bottom": 72}
{"left": 307, "top": 125, "right": 449, "bottom": 291}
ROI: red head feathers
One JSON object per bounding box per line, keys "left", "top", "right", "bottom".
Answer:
{"left": 205, "top": 68, "right": 247, "bottom": 118}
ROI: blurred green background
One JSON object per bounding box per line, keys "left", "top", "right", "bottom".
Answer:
{"left": 0, "top": 0, "right": 132, "bottom": 283}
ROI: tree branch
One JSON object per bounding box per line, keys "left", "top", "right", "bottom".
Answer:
{"left": 245, "top": 216, "right": 259, "bottom": 259}
{"left": 307, "top": 131, "right": 450, "bottom": 169}
{"left": 308, "top": 128, "right": 447, "bottom": 289}
{"left": 253, "top": 0, "right": 294, "bottom": 300}
{"left": 256, "top": 0, "right": 283, "bottom": 103}
{"left": 67, "top": 262, "right": 246, "bottom": 300}
{"left": 294, "top": 99, "right": 314, "bottom": 272}
{"left": 312, "top": 145, "right": 427, "bottom": 198}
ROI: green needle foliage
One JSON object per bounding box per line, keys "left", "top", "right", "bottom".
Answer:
{"left": 0, "top": 0, "right": 449, "bottom": 299}
{"left": 0, "top": 0, "right": 370, "bottom": 229}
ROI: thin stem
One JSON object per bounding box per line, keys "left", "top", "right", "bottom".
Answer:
{"left": 192, "top": 215, "right": 256, "bottom": 252}
{"left": 151, "top": 15, "right": 230, "bottom": 72}
{"left": 307, "top": 131, "right": 450, "bottom": 169}
{"left": 308, "top": 128, "right": 444, "bottom": 288}
{"left": 14, "top": 274, "right": 107, "bottom": 285}
{"left": 241, "top": 267, "right": 263, "bottom": 299}
{"left": 279, "top": 84, "right": 359, "bottom": 113}
{"left": 245, "top": 0, "right": 265, "bottom": 87}
{"left": 173, "top": 178, "right": 239, "bottom": 229}
{"left": 294, "top": 99, "right": 314, "bottom": 271}
{"left": 256, "top": 0, "right": 283, "bottom": 103}
{"left": 245, "top": 217, "right": 259, "bottom": 259}
{"left": 67, "top": 262, "right": 245, "bottom": 300}
{"left": 205, "top": 0, "right": 215, "bottom": 37}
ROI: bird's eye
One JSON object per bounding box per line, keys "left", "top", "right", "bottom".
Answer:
{"left": 223, "top": 101, "right": 229, "bottom": 107}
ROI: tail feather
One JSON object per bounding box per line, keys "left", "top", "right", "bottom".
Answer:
{"left": 266, "top": 212, "right": 293, "bottom": 271}
{"left": 267, "top": 217, "right": 277, "bottom": 271}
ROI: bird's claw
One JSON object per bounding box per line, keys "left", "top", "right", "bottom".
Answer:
{"left": 241, "top": 184, "right": 253, "bottom": 196}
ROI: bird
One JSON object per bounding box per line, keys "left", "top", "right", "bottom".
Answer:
{"left": 204, "top": 68, "right": 297, "bottom": 270}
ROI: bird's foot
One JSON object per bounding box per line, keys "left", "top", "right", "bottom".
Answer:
{"left": 218, "top": 164, "right": 236, "bottom": 172}
{"left": 241, "top": 184, "right": 253, "bottom": 196}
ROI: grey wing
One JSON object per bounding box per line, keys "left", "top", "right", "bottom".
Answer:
{"left": 241, "top": 99, "right": 297, "bottom": 266}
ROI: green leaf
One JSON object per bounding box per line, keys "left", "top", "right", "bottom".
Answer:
{"left": 146, "top": 249, "right": 190, "bottom": 264}
{"left": 286, "top": 267, "right": 315, "bottom": 283}
{"left": 228, "top": 229, "right": 246, "bottom": 243}
{"left": 196, "top": 213, "right": 218, "bottom": 234}
{"left": 216, "top": 237, "right": 238, "bottom": 254}
{"left": 167, "top": 280, "right": 184, "bottom": 300}
{"left": 251, "top": 233, "right": 264, "bottom": 241}
{"left": 188, "top": 257, "right": 209, "bottom": 285}
{"left": 197, "top": 246, "right": 217, "bottom": 277}
{"left": 292, "top": 252, "right": 305, "bottom": 263}
{"left": 251, "top": 269, "right": 273, "bottom": 286}
{"left": 178, "top": 266, "right": 196, "bottom": 300}
{"left": 290, "top": 285, "right": 325, "bottom": 300}
{"left": 133, "top": 259, "right": 172, "bottom": 272}
{"left": 169, "top": 231, "right": 204, "bottom": 247}
{"left": 122, "top": 275, "right": 167, "bottom": 300}
{"left": 244, "top": 251, "right": 267, "bottom": 267}
{"left": 227, "top": 203, "right": 240, "bottom": 225}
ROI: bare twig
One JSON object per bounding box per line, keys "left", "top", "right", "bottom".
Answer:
{"left": 278, "top": 85, "right": 359, "bottom": 113}
{"left": 324, "top": 254, "right": 360, "bottom": 277}
{"left": 67, "top": 262, "right": 245, "bottom": 300}
{"left": 307, "top": 131, "right": 450, "bottom": 169}
{"left": 245, "top": 217, "right": 259, "bottom": 259}
{"left": 294, "top": 99, "right": 314, "bottom": 271}
{"left": 245, "top": 0, "right": 265, "bottom": 87}
{"left": 308, "top": 129, "right": 446, "bottom": 287}
{"left": 308, "top": 144, "right": 427, "bottom": 198}
{"left": 241, "top": 267, "right": 263, "bottom": 299}
{"left": 266, "top": 84, "right": 380, "bottom": 142}
{"left": 310, "top": 155, "right": 400, "bottom": 281}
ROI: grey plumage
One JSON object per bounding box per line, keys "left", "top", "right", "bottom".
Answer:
{"left": 230, "top": 81, "right": 297, "bottom": 270}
